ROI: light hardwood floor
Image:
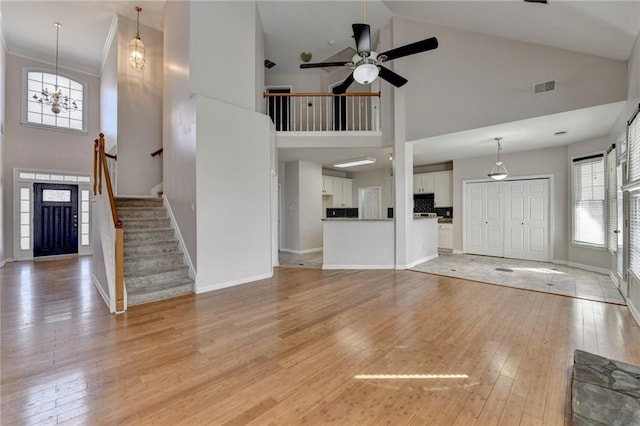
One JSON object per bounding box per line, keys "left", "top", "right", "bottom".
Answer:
{"left": 2, "top": 257, "right": 640, "bottom": 425}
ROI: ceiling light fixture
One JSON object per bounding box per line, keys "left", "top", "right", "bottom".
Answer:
{"left": 488, "top": 137, "right": 509, "bottom": 181}
{"left": 32, "top": 22, "right": 77, "bottom": 115}
{"left": 333, "top": 157, "right": 376, "bottom": 168}
{"left": 353, "top": 59, "right": 379, "bottom": 85}
{"left": 129, "top": 6, "right": 146, "bottom": 70}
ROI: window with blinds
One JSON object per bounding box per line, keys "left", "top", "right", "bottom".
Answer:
{"left": 631, "top": 194, "right": 640, "bottom": 280}
{"left": 573, "top": 154, "right": 605, "bottom": 247}
{"left": 607, "top": 146, "right": 617, "bottom": 252}
{"left": 630, "top": 107, "right": 640, "bottom": 184}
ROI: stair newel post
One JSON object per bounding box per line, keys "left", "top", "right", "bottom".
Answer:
{"left": 115, "top": 220, "right": 125, "bottom": 312}
{"left": 93, "top": 139, "right": 98, "bottom": 196}
{"left": 98, "top": 136, "right": 104, "bottom": 195}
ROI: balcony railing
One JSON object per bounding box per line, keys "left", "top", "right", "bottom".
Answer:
{"left": 264, "top": 92, "right": 381, "bottom": 132}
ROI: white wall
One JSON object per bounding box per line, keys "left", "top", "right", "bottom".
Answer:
{"left": 453, "top": 145, "right": 568, "bottom": 261}
{"left": 396, "top": 18, "right": 628, "bottom": 141}
{"left": 163, "top": 1, "right": 197, "bottom": 268}
{"left": 100, "top": 19, "right": 118, "bottom": 154}
{"left": 3, "top": 54, "right": 100, "bottom": 259}
{"left": 190, "top": 1, "right": 260, "bottom": 112}
{"left": 195, "top": 95, "right": 272, "bottom": 292}
{"left": 115, "top": 16, "right": 163, "bottom": 196}
{"left": 0, "top": 34, "right": 6, "bottom": 263}
{"left": 283, "top": 160, "right": 322, "bottom": 252}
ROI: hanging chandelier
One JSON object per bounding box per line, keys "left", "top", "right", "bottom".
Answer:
{"left": 33, "top": 22, "right": 78, "bottom": 115}
{"left": 488, "top": 137, "right": 509, "bottom": 181}
{"left": 129, "top": 6, "right": 146, "bottom": 70}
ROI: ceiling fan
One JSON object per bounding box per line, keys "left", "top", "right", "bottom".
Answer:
{"left": 300, "top": 23, "right": 438, "bottom": 94}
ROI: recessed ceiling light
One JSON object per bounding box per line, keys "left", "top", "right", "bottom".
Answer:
{"left": 333, "top": 157, "right": 376, "bottom": 168}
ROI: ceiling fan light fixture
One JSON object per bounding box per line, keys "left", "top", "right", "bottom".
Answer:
{"left": 333, "top": 157, "right": 376, "bottom": 168}
{"left": 129, "top": 6, "right": 146, "bottom": 70}
{"left": 353, "top": 62, "right": 379, "bottom": 85}
{"left": 488, "top": 137, "right": 509, "bottom": 181}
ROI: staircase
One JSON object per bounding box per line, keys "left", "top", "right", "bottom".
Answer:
{"left": 116, "top": 197, "right": 194, "bottom": 306}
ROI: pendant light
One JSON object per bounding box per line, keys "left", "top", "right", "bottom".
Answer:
{"left": 32, "top": 22, "right": 78, "bottom": 114}
{"left": 129, "top": 6, "right": 146, "bottom": 70}
{"left": 488, "top": 137, "right": 509, "bottom": 181}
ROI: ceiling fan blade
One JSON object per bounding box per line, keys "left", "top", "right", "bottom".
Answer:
{"left": 300, "top": 61, "right": 350, "bottom": 69}
{"left": 352, "top": 23, "right": 371, "bottom": 56}
{"left": 378, "top": 66, "right": 408, "bottom": 88}
{"left": 332, "top": 73, "right": 355, "bottom": 94}
{"left": 379, "top": 37, "right": 438, "bottom": 62}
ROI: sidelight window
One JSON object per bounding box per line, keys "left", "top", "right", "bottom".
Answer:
{"left": 572, "top": 153, "right": 605, "bottom": 247}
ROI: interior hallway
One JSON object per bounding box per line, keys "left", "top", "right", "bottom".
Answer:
{"left": 2, "top": 256, "right": 640, "bottom": 424}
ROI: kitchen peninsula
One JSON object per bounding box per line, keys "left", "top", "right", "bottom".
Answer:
{"left": 322, "top": 214, "right": 439, "bottom": 269}
{"left": 322, "top": 218, "right": 395, "bottom": 269}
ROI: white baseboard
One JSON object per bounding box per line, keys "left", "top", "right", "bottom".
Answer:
{"left": 566, "top": 261, "right": 610, "bottom": 275}
{"left": 453, "top": 250, "right": 463, "bottom": 255}
{"left": 280, "top": 247, "right": 322, "bottom": 254}
{"left": 552, "top": 259, "right": 568, "bottom": 265}
{"left": 196, "top": 271, "right": 273, "bottom": 294}
{"left": 628, "top": 300, "right": 640, "bottom": 327}
{"left": 407, "top": 253, "right": 439, "bottom": 269}
{"left": 163, "top": 196, "right": 197, "bottom": 281}
{"left": 91, "top": 274, "right": 112, "bottom": 312}
{"left": 0, "top": 258, "right": 14, "bottom": 267}
{"left": 323, "top": 264, "right": 395, "bottom": 270}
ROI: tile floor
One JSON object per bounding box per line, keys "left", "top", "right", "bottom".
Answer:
{"left": 278, "top": 250, "right": 323, "bottom": 269}
{"left": 411, "top": 253, "right": 625, "bottom": 305}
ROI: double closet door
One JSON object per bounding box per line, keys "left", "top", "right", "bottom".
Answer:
{"left": 465, "top": 178, "right": 550, "bottom": 262}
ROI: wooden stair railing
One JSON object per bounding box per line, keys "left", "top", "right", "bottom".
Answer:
{"left": 93, "top": 133, "right": 124, "bottom": 312}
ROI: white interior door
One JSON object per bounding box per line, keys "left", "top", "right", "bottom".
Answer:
{"left": 466, "top": 182, "right": 504, "bottom": 257}
{"left": 465, "top": 178, "right": 550, "bottom": 261}
{"left": 504, "top": 179, "right": 550, "bottom": 261}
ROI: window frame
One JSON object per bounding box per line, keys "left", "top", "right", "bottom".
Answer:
{"left": 571, "top": 152, "right": 607, "bottom": 249}
{"left": 21, "top": 67, "right": 88, "bottom": 134}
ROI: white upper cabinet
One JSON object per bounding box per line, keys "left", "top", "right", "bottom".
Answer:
{"left": 322, "top": 176, "right": 334, "bottom": 196}
{"left": 322, "top": 176, "right": 353, "bottom": 207}
{"left": 413, "top": 173, "right": 435, "bottom": 194}
{"left": 434, "top": 171, "right": 453, "bottom": 207}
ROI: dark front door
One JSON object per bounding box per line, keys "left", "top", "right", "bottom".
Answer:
{"left": 33, "top": 183, "right": 78, "bottom": 257}
{"left": 267, "top": 88, "right": 290, "bottom": 131}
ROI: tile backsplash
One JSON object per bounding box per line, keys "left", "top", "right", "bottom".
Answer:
{"left": 435, "top": 207, "right": 453, "bottom": 218}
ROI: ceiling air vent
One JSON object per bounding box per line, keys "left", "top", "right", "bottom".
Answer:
{"left": 264, "top": 59, "right": 276, "bottom": 69}
{"left": 533, "top": 79, "right": 556, "bottom": 95}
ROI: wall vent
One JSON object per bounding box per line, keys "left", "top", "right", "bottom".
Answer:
{"left": 533, "top": 79, "right": 557, "bottom": 95}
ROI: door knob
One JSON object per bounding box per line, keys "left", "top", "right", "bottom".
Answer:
{"left": 614, "top": 230, "right": 621, "bottom": 234}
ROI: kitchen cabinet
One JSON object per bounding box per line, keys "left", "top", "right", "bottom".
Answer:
{"left": 413, "top": 173, "right": 435, "bottom": 194}
{"left": 434, "top": 171, "right": 453, "bottom": 207}
{"left": 438, "top": 223, "right": 453, "bottom": 250}
{"left": 322, "top": 176, "right": 352, "bottom": 207}
{"left": 322, "top": 176, "right": 334, "bottom": 195}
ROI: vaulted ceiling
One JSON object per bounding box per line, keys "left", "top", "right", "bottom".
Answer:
{"left": 2, "top": 1, "right": 639, "bottom": 168}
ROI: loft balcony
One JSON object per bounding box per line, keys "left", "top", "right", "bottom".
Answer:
{"left": 264, "top": 92, "right": 384, "bottom": 149}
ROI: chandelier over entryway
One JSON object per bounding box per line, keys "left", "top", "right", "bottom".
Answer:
{"left": 129, "top": 6, "right": 146, "bottom": 70}
{"left": 32, "top": 22, "right": 78, "bottom": 114}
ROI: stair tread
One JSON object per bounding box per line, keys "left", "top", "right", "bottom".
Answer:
{"left": 125, "top": 250, "right": 183, "bottom": 261}
{"left": 127, "top": 278, "right": 193, "bottom": 295}
{"left": 124, "top": 227, "right": 173, "bottom": 234}
{"left": 125, "top": 264, "right": 188, "bottom": 278}
{"left": 124, "top": 239, "right": 178, "bottom": 248}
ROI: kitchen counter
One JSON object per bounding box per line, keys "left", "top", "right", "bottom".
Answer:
{"left": 438, "top": 217, "right": 453, "bottom": 223}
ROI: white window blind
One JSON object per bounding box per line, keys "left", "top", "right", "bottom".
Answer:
{"left": 573, "top": 154, "right": 605, "bottom": 247}
{"left": 630, "top": 108, "right": 640, "bottom": 183}
{"left": 631, "top": 193, "right": 640, "bottom": 280}
{"left": 607, "top": 147, "right": 617, "bottom": 252}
